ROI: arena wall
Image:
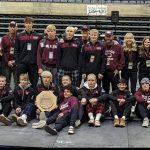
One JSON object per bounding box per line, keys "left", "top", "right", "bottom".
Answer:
{"left": 0, "top": 2, "right": 149, "bottom": 17}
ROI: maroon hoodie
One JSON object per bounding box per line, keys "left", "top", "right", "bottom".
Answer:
{"left": 37, "top": 36, "right": 59, "bottom": 69}
{"left": 59, "top": 96, "right": 78, "bottom": 115}
{"left": 104, "top": 42, "right": 125, "bottom": 71}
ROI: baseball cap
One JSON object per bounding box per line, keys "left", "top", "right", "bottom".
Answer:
{"left": 9, "top": 21, "right": 17, "bottom": 27}
{"left": 82, "top": 25, "right": 90, "bottom": 31}
{"left": 105, "top": 30, "right": 113, "bottom": 36}
{"left": 140, "top": 77, "right": 150, "bottom": 84}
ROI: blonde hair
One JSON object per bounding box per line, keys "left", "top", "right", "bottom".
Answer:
{"left": 87, "top": 73, "right": 97, "bottom": 81}
{"left": 90, "top": 29, "right": 99, "bottom": 36}
{"left": 0, "top": 75, "right": 6, "bottom": 81}
{"left": 46, "top": 24, "right": 56, "bottom": 31}
{"left": 65, "top": 26, "right": 76, "bottom": 32}
{"left": 19, "top": 73, "right": 29, "bottom": 81}
{"left": 41, "top": 71, "right": 52, "bottom": 79}
{"left": 123, "top": 33, "right": 137, "bottom": 51}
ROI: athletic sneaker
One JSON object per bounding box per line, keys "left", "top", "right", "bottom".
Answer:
{"left": 88, "top": 119, "right": 94, "bottom": 126}
{"left": 17, "top": 116, "right": 27, "bottom": 126}
{"left": 75, "top": 119, "right": 81, "bottom": 128}
{"left": 12, "top": 114, "right": 22, "bottom": 126}
{"left": 94, "top": 120, "right": 101, "bottom": 127}
{"left": 32, "top": 120, "right": 46, "bottom": 129}
{"left": 68, "top": 126, "right": 75, "bottom": 135}
{"left": 0, "top": 114, "right": 11, "bottom": 126}
{"left": 45, "top": 125, "right": 58, "bottom": 135}
{"left": 142, "top": 117, "right": 149, "bottom": 128}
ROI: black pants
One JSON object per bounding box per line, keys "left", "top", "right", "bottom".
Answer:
{"left": 109, "top": 99, "right": 134, "bottom": 118}
{"left": 17, "top": 63, "right": 38, "bottom": 89}
{"left": 139, "top": 72, "right": 150, "bottom": 83}
{"left": 121, "top": 70, "right": 137, "bottom": 94}
{"left": 54, "top": 106, "right": 78, "bottom": 132}
{"left": 138, "top": 103, "right": 150, "bottom": 119}
{"left": 0, "top": 101, "right": 12, "bottom": 117}
{"left": 102, "top": 71, "right": 120, "bottom": 94}
{"left": 0, "top": 57, "right": 5, "bottom": 76}
{"left": 77, "top": 103, "right": 88, "bottom": 122}
{"left": 21, "top": 103, "right": 36, "bottom": 120}
{"left": 5, "top": 65, "right": 18, "bottom": 87}
{"left": 46, "top": 109, "right": 60, "bottom": 125}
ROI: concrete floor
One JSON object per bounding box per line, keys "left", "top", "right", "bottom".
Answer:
{"left": 0, "top": 119, "right": 150, "bottom": 148}
{"left": 0, "top": 75, "right": 147, "bottom": 148}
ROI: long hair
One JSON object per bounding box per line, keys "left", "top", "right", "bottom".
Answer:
{"left": 139, "top": 36, "right": 150, "bottom": 57}
{"left": 123, "top": 32, "right": 137, "bottom": 51}
{"left": 141, "top": 36, "right": 150, "bottom": 50}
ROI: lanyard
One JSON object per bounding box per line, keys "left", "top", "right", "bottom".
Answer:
{"left": 145, "top": 49, "right": 150, "bottom": 58}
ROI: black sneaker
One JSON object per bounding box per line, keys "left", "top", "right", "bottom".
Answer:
{"left": 45, "top": 125, "right": 57, "bottom": 135}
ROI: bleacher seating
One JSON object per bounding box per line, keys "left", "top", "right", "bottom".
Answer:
{"left": 0, "top": 14, "right": 149, "bottom": 45}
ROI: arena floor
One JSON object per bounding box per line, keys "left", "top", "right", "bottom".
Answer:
{"left": 0, "top": 119, "right": 150, "bottom": 148}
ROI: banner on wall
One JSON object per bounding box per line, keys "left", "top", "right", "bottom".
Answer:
{"left": 87, "top": 5, "right": 107, "bottom": 16}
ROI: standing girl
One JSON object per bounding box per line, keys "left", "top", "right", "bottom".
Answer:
{"left": 138, "top": 36, "right": 150, "bottom": 82}
{"left": 121, "top": 33, "right": 138, "bottom": 94}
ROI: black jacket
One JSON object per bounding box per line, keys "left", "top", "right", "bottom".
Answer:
{"left": 82, "top": 41, "right": 106, "bottom": 75}
{"left": 57, "top": 37, "right": 81, "bottom": 70}
{"left": 122, "top": 49, "right": 139, "bottom": 72}
{"left": 138, "top": 47, "right": 150, "bottom": 73}
{"left": 13, "top": 85, "right": 35, "bottom": 109}
{"left": 14, "top": 30, "right": 42, "bottom": 65}
{"left": 0, "top": 86, "right": 13, "bottom": 103}
{"left": 79, "top": 82, "right": 107, "bottom": 103}
{"left": 109, "top": 89, "right": 135, "bottom": 103}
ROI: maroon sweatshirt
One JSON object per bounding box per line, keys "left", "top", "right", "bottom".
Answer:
{"left": 1, "top": 34, "right": 16, "bottom": 65}
{"left": 104, "top": 42, "right": 125, "bottom": 71}
{"left": 37, "top": 36, "right": 59, "bottom": 69}
{"left": 59, "top": 96, "right": 78, "bottom": 115}
{"left": 135, "top": 88, "right": 150, "bottom": 103}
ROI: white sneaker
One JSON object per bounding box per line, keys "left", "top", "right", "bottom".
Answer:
{"left": 68, "top": 126, "right": 75, "bottom": 135}
{"left": 75, "top": 120, "right": 81, "bottom": 128}
{"left": 88, "top": 119, "right": 94, "bottom": 126}
{"left": 32, "top": 120, "right": 46, "bottom": 129}
{"left": 142, "top": 117, "right": 149, "bottom": 127}
{"left": 17, "top": 116, "right": 27, "bottom": 126}
{"left": 0, "top": 114, "right": 11, "bottom": 126}
{"left": 94, "top": 120, "right": 101, "bottom": 127}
